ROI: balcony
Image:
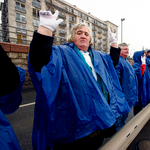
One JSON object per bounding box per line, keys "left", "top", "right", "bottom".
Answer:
{"left": 59, "top": 22, "right": 66, "bottom": 27}
{"left": 98, "top": 29, "right": 102, "bottom": 33}
{"left": 103, "top": 42, "right": 107, "bottom": 46}
{"left": 103, "top": 36, "right": 107, "bottom": 40}
{"left": 92, "top": 27, "right": 96, "bottom": 31}
{"left": 93, "top": 40, "right": 97, "bottom": 43}
{"left": 17, "top": 0, "right": 25, "bottom": 2}
{"left": 59, "top": 13, "right": 66, "bottom": 19}
{"left": 98, "top": 35, "right": 102, "bottom": 39}
{"left": 69, "top": 18, "right": 75, "bottom": 23}
{"left": 93, "top": 34, "right": 96, "bottom": 37}
{"left": 60, "top": 38, "right": 66, "bottom": 42}
{"left": 103, "top": 31, "right": 107, "bottom": 35}
{"left": 59, "top": 31, "right": 66, "bottom": 35}
{"left": 98, "top": 41, "right": 101, "bottom": 45}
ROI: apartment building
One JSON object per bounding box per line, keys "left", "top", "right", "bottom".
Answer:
{"left": 0, "top": 0, "right": 118, "bottom": 53}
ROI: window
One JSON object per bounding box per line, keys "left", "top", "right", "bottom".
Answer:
{"left": 17, "top": 24, "right": 26, "bottom": 33}
{"left": 18, "top": 0, "right": 25, "bottom": 2}
{"left": 16, "top": 2, "right": 20, "bottom": 11}
{"left": 32, "top": 8, "right": 39, "bottom": 17}
{"left": 84, "top": 15, "right": 88, "bottom": 20}
{"left": 69, "top": 16, "right": 75, "bottom": 22}
{"left": 97, "top": 22, "right": 101, "bottom": 26}
{"left": 69, "top": 8, "right": 74, "bottom": 13}
{"left": 92, "top": 32, "right": 96, "bottom": 36}
{"left": 33, "top": 18, "right": 39, "bottom": 26}
{"left": 103, "top": 24, "right": 107, "bottom": 29}
{"left": 16, "top": 2, "right": 25, "bottom": 13}
{"left": 17, "top": 34, "right": 27, "bottom": 43}
{"left": 21, "top": 15, "right": 26, "bottom": 23}
{"left": 16, "top": 13, "right": 26, "bottom": 23}
{"left": 92, "top": 19, "right": 96, "bottom": 24}
{"left": 32, "top": 0, "right": 36, "bottom": 6}
{"left": 22, "top": 35, "right": 27, "bottom": 43}
{"left": 69, "top": 23, "right": 74, "bottom": 28}
{"left": 17, "top": 34, "right": 22, "bottom": 43}
{"left": 17, "top": 24, "right": 21, "bottom": 32}
{"left": 32, "top": 0, "right": 41, "bottom": 8}
{"left": 86, "top": 22, "right": 90, "bottom": 27}
{"left": 33, "top": 8, "right": 36, "bottom": 16}
{"left": 79, "top": 19, "right": 84, "bottom": 23}
{"left": 22, "top": 26, "right": 26, "bottom": 33}
{"left": 33, "top": 18, "right": 37, "bottom": 26}
{"left": 60, "top": 36, "right": 66, "bottom": 42}
{"left": 37, "top": 0, "right": 41, "bottom": 8}
{"left": 0, "top": 32, "right": 2, "bottom": 42}
{"left": 16, "top": 13, "right": 20, "bottom": 21}
{"left": 21, "top": 4, "right": 25, "bottom": 12}
{"left": 78, "top": 12, "right": 82, "bottom": 18}
{"left": 98, "top": 39, "right": 101, "bottom": 44}
{"left": 98, "top": 29, "right": 102, "bottom": 33}
{"left": 59, "top": 29, "right": 66, "bottom": 34}
{"left": 92, "top": 26, "right": 96, "bottom": 30}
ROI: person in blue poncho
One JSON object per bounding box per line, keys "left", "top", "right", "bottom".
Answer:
{"left": 28, "top": 10, "right": 130, "bottom": 150}
{"left": 115, "top": 43, "right": 138, "bottom": 131}
{"left": 146, "top": 50, "right": 150, "bottom": 70}
{"left": 0, "top": 44, "right": 25, "bottom": 150}
{"left": 133, "top": 50, "right": 150, "bottom": 115}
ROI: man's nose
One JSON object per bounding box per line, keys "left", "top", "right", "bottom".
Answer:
{"left": 81, "top": 33, "right": 86, "bottom": 37}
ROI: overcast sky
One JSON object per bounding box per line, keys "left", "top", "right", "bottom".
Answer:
{"left": 0, "top": 0, "right": 150, "bottom": 56}
{"left": 65, "top": 0, "right": 150, "bottom": 56}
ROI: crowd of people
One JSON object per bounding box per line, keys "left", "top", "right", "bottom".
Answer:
{"left": 1, "top": 10, "right": 150, "bottom": 150}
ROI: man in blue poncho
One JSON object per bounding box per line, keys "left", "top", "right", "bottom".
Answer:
{"left": 115, "top": 43, "right": 138, "bottom": 131}
{"left": 28, "top": 10, "right": 130, "bottom": 150}
{"left": 133, "top": 50, "right": 150, "bottom": 115}
{"left": 0, "top": 44, "right": 25, "bottom": 150}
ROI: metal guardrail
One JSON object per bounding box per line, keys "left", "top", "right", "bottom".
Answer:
{"left": 98, "top": 103, "right": 150, "bottom": 150}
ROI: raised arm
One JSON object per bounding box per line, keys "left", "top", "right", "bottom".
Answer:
{"left": 29, "top": 10, "right": 63, "bottom": 72}
{"left": 109, "top": 28, "right": 121, "bottom": 66}
{"left": 37, "top": 10, "right": 63, "bottom": 36}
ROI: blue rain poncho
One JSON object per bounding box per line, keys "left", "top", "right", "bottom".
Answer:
{"left": 28, "top": 43, "right": 130, "bottom": 149}
{"left": 133, "top": 51, "right": 150, "bottom": 107}
{"left": 115, "top": 56, "right": 138, "bottom": 108}
{"left": 0, "top": 67, "right": 25, "bottom": 150}
{"left": 146, "top": 55, "right": 150, "bottom": 67}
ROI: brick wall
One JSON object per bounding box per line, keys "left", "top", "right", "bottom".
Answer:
{"left": 0, "top": 42, "right": 32, "bottom": 87}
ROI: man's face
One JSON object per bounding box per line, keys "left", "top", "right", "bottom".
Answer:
{"left": 74, "top": 26, "right": 90, "bottom": 51}
{"left": 120, "top": 46, "right": 129, "bottom": 59}
{"left": 147, "top": 52, "right": 150, "bottom": 57}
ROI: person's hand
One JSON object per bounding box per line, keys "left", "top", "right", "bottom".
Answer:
{"left": 141, "top": 56, "right": 146, "bottom": 64}
{"left": 39, "top": 10, "right": 63, "bottom": 31}
{"left": 109, "top": 28, "right": 117, "bottom": 44}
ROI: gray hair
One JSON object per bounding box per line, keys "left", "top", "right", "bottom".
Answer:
{"left": 118, "top": 43, "right": 129, "bottom": 49}
{"left": 67, "top": 23, "right": 93, "bottom": 46}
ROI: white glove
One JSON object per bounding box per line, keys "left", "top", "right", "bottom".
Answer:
{"left": 141, "top": 56, "right": 146, "bottom": 64}
{"left": 109, "top": 28, "right": 117, "bottom": 44}
{"left": 39, "top": 10, "right": 63, "bottom": 31}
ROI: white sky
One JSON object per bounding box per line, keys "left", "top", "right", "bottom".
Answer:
{"left": 65, "top": 0, "right": 150, "bottom": 57}
{"left": 0, "top": 0, "right": 150, "bottom": 56}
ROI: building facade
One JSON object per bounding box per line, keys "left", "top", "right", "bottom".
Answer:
{"left": 0, "top": 0, "right": 118, "bottom": 53}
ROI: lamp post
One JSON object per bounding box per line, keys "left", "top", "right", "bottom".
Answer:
{"left": 121, "top": 18, "right": 125, "bottom": 43}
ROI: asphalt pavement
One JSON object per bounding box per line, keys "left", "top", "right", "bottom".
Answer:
{"left": 5, "top": 87, "right": 36, "bottom": 150}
